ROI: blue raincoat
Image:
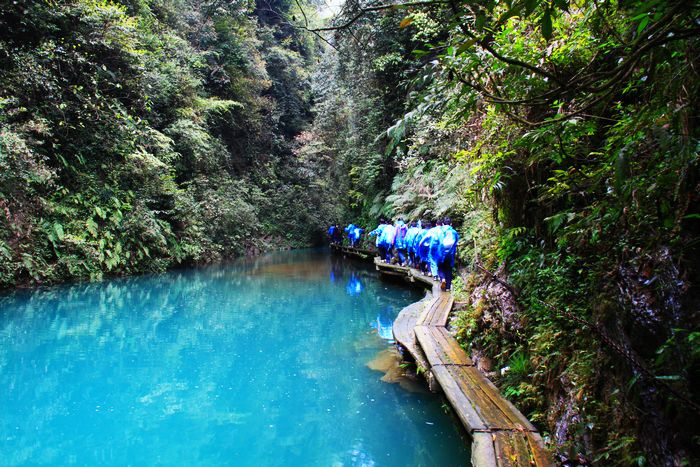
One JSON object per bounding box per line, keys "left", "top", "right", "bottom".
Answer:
{"left": 438, "top": 226, "right": 459, "bottom": 266}
{"left": 412, "top": 228, "right": 426, "bottom": 258}
{"left": 404, "top": 226, "right": 420, "bottom": 249}
{"left": 349, "top": 227, "right": 363, "bottom": 243}
{"left": 420, "top": 226, "right": 442, "bottom": 276}
{"left": 393, "top": 220, "right": 408, "bottom": 249}
{"left": 379, "top": 224, "right": 396, "bottom": 249}
{"left": 368, "top": 224, "right": 386, "bottom": 247}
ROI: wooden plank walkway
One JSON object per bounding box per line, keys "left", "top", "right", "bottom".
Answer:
{"left": 390, "top": 298, "right": 436, "bottom": 390}
{"left": 330, "top": 242, "right": 375, "bottom": 260}
{"left": 345, "top": 247, "right": 551, "bottom": 465}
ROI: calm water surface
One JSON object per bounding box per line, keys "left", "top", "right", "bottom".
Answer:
{"left": 0, "top": 249, "right": 469, "bottom": 466}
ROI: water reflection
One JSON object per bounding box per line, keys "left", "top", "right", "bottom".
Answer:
{"left": 370, "top": 306, "right": 396, "bottom": 341}
{"left": 345, "top": 273, "right": 364, "bottom": 296}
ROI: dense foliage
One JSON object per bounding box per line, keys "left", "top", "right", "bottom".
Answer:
{"left": 306, "top": 0, "right": 699, "bottom": 463}
{"left": 0, "top": 0, "right": 339, "bottom": 288}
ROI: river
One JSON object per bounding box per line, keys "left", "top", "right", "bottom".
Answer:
{"left": 0, "top": 249, "right": 469, "bottom": 465}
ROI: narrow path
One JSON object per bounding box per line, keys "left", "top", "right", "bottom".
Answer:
{"left": 331, "top": 244, "right": 552, "bottom": 466}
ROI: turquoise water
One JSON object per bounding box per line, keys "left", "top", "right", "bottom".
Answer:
{"left": 0, "top": 249, "right": 469, "bottom": 466}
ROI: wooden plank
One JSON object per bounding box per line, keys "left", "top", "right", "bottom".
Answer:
{"left": 421, "top": 293, "right": 448, "bottom": 326}
{"left": 333, "top": 246, "right": 552, "bottom": 465}
{"left": 446, "top": 365, "right": 514, "bottom": 431}
{"left": 431, "top": 293, "right": 454, "bottom": 326}
{"left": 463, "top": 366, "right": 538, "bottom": 432}
{"left": 416, "top": 325, "right": 472, "bottom": 367}
{"left": 409, "top": 268, "right": 437, "bottom": 288}
{"left": 392, "top": 303, "right": 434, "bottom": 389}
{"left": 419, "top": 297, "right": 438, "bottom": 325}
{"left": 429, "top": 326, "right": 474, "bottom": 366}
{"left": 417, "top": 295, "right": 441, "bottom": 326}
{"left": 471, "top": 432, "right": 498, "bottom": 467}
{"left": 452, "top": 366, "right": 538, "bottom": 432}
{"left": 525, "top": 432, "right": 552, "bottom": 467}
{"left": 493, "top": 431, "right": 533, "bottom": 467}
{"left": 421, "top": 293, "right": 445, "bottom": 326}
{"left": 431, "top": 365, "right": 488, "bottom": 432}
{"left": 414, "top": 325, "right": 444, "bottom": 365}
{"left": 393, "top": 302, "right": 424, "bottom": 351}
{"left": 374, "top": 258, "right": 408, "bottom": 272}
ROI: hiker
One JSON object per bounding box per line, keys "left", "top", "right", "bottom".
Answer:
{"left": 420, "top": 219, "right": 443, "bottom": 279}
{"left": 415, "top": 220, "right": 431, "bottom": 274}
{"left": 393, "top": 218, "right": 408, "bottom": 265}
{"left": 349, "top": 225, "right": 363, "bottom": 247}
{"left": 344, "top": 223, "right": 355, "bottom": 245}
{"left": 437, "top": 218, "right": 459, "bottom": 291}
{"left": 404, "top": 221, "right": 420, "bottom": 267}
{"left": 368, "top": 219, "right": 388, "bottom": 261}
{"left": 333, "top": 224, "right": 342, "bottom": 244}
{"left": 379, "top": 220, "right": 397, "bottom": 262}
{"left": 328, "top": 224, "right": 339, "bottom": 245}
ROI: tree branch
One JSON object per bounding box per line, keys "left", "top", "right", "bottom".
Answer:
{"left": 307, "top": 0, "right": 450, "bottom": 32}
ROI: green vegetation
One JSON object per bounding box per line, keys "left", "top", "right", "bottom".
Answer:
{"left": 2, "top": 0, "right": 699, "bottom": 463}
{"left": 304, "top": 0, "right": 699, "bottom": 463}
{"left": 0, "top": 0, "right": 338, "bottom": 287}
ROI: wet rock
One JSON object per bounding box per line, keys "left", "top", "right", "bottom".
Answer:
{"left": 367, "top": 348, "right": 429, "bottom": 394}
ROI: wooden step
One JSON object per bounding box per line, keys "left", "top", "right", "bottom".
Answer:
{"left": 415, "top": 325, "right": 473, "bottom": 366}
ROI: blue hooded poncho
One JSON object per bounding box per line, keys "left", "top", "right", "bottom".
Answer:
{"left": 437, "top": 225, "right": 459, "bottom": 266}
{"left": 378, "top": 224, "right": 396, "bottom": 248}
{"left": 368, "top": 223, "right": 386, "bottom": 247}
{"left": 393, "top": 220, "right": 408, "bottom": 249}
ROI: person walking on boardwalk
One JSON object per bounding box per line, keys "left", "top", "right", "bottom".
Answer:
{"left": 333, "top": 224, "right": 342, "bottom": 244}
{"left": 404, "top": 221, "right": 420, "bottom": 267}
{"left": 411, "top": 220, "right": 426, "bottom": 269}
{"left": 415, "top": 220, "right": 431, "bottom": 274}
{"left": 393, "top": 218, "right": 408, "bottom": 266}
{"left": 349, "top": 225, "right": 363, "bottom": 248}
{"left": 344, "top": 223, "right": 356, "bottom": 246}
{"left": 379, "top": 220, "right": 397, "bottom": 263}
{"left": 437, "top": 218, "right": 459, "bottom": 291}
{"left": 420, "top": 219, "right": 443, "bottom": 279}
{"left": 327, "top": 224, "right": 339, "bottom": 245}
{"left": 368, "top": 219, "right": 388, "bottom": 261}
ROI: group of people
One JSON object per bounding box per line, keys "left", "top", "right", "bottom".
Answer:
{"left": 327, "top": 224, "right": 363, "bottom": 247}
{"left": 328, "top": 217, "right": 459, "bottom": 291}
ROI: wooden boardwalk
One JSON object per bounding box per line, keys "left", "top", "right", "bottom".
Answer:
{"left": 346, "top": 250, "right": 551, "bottom": 465}
{"left": 330, "top": 242, "right": 374, "bottom": 260}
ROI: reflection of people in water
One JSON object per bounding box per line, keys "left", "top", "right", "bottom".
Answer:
{"left": 371, "top": 306, "right": 394, "bottom": 341}
{"left": 330, "top": 254, "right": 343, "bottom": 284}
{"left": 345, "top": 273, "right": 364, "bottom": 296}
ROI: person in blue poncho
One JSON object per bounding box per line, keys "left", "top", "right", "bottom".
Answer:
{"left": 349, "top": 225, "right": 363, "bottom": 247}
{"left": 328, "top": 224, "right": 341, "bottom": 245}
{"left": 420, "top": 219, "right": 443, "bottom": 279}
{"left": 344, "top": 223, "right": 355, "bottom": 246}
{"left": 379, "top": 221, "right": 397, "bottom": 262}
{"left": 393, "top": 218, "right": 408, "bottom": 265}
{"left": 414, "top": 220, "right": 430, "bottom": 274}
{"left": 437, "top": 217, "right": 459, "bottom": 291}
{"left": 404, "top": 221, "right": 420, "bottom": 267}
{"left": 368, "top": 218, "right": 388, "bottom": 261}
